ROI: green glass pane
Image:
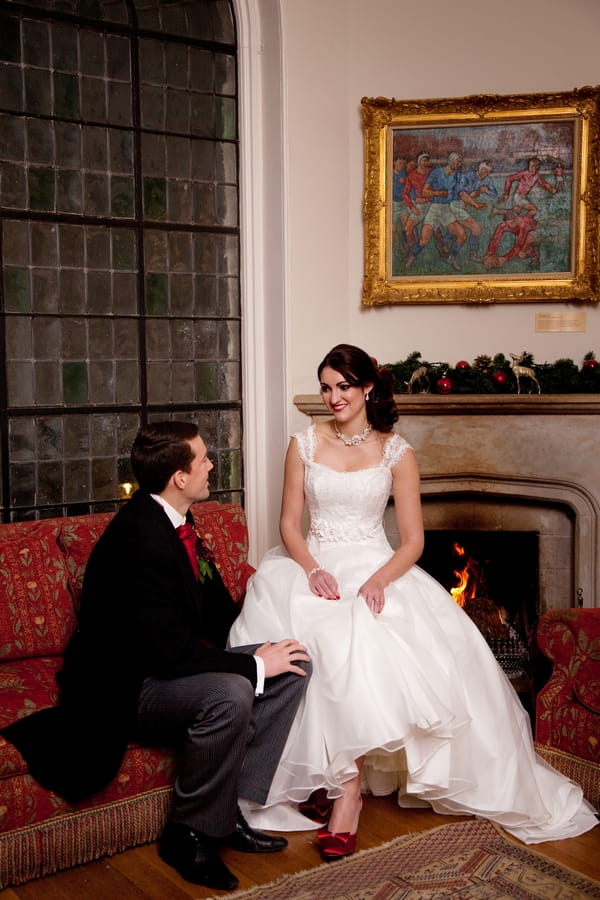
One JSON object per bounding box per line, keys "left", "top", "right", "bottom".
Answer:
{"left": 4, "top": 268, "right": 31, "bottom": 312}
{"left": 79, "top": 0, "right": 105, "bottom": 20}
{"left": 117, "top": 455, "right": 135, "bottom": 485}
{"left": 213, "top": 1, "right": 235, "bottom": 43}
{"left": 38, "top": 461, "right": 63, "bottom": 504}
{"left": 92, "top": 457, "right": 116, "bottom": 500}
{"left": 64, "top": 459, "right": 90, "bottom": 501}
{"left": 144, "top": 177, "right": 166, "bottom": 219}
{"left": 216, "top": 98, "right": 236, "bottom": 140}
{"left": 215, "top": 53, "right": 235, "bottom": 96}
{"left": 220, "top": 448, "right": 240, "bottom": 490}
{"left": 0, "top": 16, "right": 20, "bottom": 63}
{"left": 196, "top": 362, "right": 218, "bottom": 401}
{"left": 10, "top": 463, "right": 35, "bottom": 506}
{"left": 54, "top": 73, "right": 80, "bottom": 118}
{"left": 63, "top": 362, "right": 89, "bottom": 404}
{"left": 146, "top": 272, "right": 168, "bottom": 314}
{"left": 9, "top": 417, "right": 35, "bottom": 460}
{"left": 112, "top": 229, "right": 136, "bottom": 268}
{"left": 57, "top": 170, "right": 83, "bottom": 213}
{"left": 111, "top": 175, "right": 134, "bottom": 217}
{"left": 52, "top": 23, "right": 78, "bottom": 72}
{"left": 29, "top": 168, "right": 55, "bottom": 211}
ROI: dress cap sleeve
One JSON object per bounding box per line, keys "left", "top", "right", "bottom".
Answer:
{"left": 383, "top": 433, "right": 412, "bottom": 468}
{"left": 292, "top": 425, "right": 316, "bottom": 465}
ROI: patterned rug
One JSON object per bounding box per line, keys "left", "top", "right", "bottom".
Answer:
{"left": 212, "top": 818, "right": 600, "bottom": 900}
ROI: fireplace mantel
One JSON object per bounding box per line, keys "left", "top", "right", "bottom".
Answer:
{"left": 294, "top": 393, "right": 600, "bottom": 417}
{"left": 293, "top": 393, "right": 599, "bottom": 610}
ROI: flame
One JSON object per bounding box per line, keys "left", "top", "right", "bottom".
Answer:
{"left": 450, "top": 567, "right": 469, "bottom": 606}
{"left": 450, "top": 543, "right": 482, "bottom": 607}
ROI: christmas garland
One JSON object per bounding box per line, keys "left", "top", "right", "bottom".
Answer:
{"left": 385, "top": 351, "right": 600, "bottom": 395}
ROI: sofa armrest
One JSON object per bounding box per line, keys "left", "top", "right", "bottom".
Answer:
{"left": 536, "top": 608, "right": 600, "bottom": 667}
{"left": 535, "top": 608, "right": 600, "bottom": 759}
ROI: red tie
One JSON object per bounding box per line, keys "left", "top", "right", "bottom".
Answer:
{"left": 177, "top": 522, "right": 198, "bottom": 578}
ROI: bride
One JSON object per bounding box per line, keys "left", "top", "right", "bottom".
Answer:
{"left": 229, "top": 343, "right": 597, "bottom": 858}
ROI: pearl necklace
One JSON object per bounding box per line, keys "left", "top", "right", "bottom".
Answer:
{"left": 334, "top": 421, "right": 372, "bottom": 447}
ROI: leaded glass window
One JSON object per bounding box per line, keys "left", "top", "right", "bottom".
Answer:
{"left": 0, "top": 0, "right": 241, "bottom": 520}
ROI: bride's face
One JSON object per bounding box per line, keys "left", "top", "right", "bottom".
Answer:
{"left": 319, "top": 366, "right": 370, "bottom": 423}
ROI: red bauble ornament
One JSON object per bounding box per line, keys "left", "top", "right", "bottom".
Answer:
{"left": 436, "top": 376, "right": 452, "bottom": 394}
{"left": 492, "top": 371, "right": 507, "bottom": 386}
{"left": 583, "top": 358, "right": 599, "bottom": 370}
{"left": 455, "top": 360, "right": 470, "bottom": 370}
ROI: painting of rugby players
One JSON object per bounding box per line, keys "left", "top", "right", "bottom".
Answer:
{"left": 362, "top": 88, "right": 599, "bottom": 305}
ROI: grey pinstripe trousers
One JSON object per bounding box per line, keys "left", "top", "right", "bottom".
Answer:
{"left": 135, "top": 645, "right": 311, "bottom": 836}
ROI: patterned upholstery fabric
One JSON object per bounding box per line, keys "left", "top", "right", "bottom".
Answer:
{"left": 0, "top": 501, "right": 254, "bottom": 888}
{"left": 535, "top": 608, "right": 600, "bottom": 809}
{"left": 0, "top": 658, "right": 61, "bottom": 741}
{"left": 56, "top": 513, "right": 116, "bottom": 609}
{"left": 0, "top": 528, "right": 75, "bottom": 661}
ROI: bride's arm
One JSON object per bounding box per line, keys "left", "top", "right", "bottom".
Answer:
{"left": 279, "top": 438, "right": 340, "bottom": 600}
{"left": 358, "top": 448, "right": 424, "bottom": 614}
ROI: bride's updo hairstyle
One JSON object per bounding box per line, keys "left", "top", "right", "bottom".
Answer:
{"left": 318, "top": 343, "right": 399, "bottom": 433}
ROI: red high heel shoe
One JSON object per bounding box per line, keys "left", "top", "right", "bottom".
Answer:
{"left": 316, "top": 826, "right": 357, "bottom": 861}
{"left": 298, "top": 788, "right": 333, "bottom": 825}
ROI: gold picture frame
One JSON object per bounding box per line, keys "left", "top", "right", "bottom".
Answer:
{"left": 361, "top": 87, "right": 600, "bottom": 305}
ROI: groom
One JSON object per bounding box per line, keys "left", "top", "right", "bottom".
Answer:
{"left": 2, "top": 421, "right": 311, "bottom": 891}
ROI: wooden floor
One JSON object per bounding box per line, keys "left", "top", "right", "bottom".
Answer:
{"left": 1, "top": 795, "right": 599, "bottom": 898}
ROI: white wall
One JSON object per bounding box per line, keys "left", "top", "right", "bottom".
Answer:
{"left": 280, "top": 0, "right": 600, "bottom": 411}
{"left": 239, "top": 0, "right": 600, "bottom": 558}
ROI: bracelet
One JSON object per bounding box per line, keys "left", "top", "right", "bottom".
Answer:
{"left": 307, "top": 566, "right": 324, "bottom": 578}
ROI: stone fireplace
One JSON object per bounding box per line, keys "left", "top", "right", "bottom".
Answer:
{"left": 294, "top": 393, "right": 600, "bottom": 615}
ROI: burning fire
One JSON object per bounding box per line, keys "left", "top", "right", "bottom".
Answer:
{"left": 449, "top": 543, "right": 528, "bottom": 672}
{"left": 450, "top": 542, "right": 484, "bottom": 608}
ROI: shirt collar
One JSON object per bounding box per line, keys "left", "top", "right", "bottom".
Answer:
{"left": 151, "top": 494, "right": 187, "bottom": 529}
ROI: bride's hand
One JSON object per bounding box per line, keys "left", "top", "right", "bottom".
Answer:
{"left": 358, "top": 576, "right": 386, "bottom": 616}
{"left": 308, "top": 568, "right": 340, "bottom": 600}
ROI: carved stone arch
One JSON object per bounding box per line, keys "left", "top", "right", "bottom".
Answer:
{"left": 419, "top": 474, "right": 599, "bottom": 610}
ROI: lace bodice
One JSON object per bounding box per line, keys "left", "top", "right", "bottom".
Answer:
{"left": 293, "top": 425, "right": 411, "bottom": 545}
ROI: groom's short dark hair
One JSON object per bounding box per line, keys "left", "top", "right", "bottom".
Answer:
{"left": 131, "top": 421, "right": 199, "bottom": 493}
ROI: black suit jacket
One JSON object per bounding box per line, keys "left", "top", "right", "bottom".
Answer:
{"left": 2, "top": 491, "right": 256, "bottom": 801}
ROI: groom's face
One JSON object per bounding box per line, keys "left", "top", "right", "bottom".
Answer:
{"left": 179, "top": 436, "right": 213, "bottom": 502}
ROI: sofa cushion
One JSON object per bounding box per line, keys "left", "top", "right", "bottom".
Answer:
{"left": 56, "top": 513, "right": 116, "bottom": 608}
{"left": 0, "top": 657, "right": 63, "bottom": 775}
{"left": 0, "top": 530, "right": 75, "bottom": 661}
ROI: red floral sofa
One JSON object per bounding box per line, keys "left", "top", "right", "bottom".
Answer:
{"left": 0, "top": 501, "right": 254, "bottom": 889}
{"left": 535, "top": 608, "right": 600, "bottom": 811}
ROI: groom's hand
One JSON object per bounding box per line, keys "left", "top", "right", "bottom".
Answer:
{"left": 255, "top": 639, "right": 311, "bottom": 678}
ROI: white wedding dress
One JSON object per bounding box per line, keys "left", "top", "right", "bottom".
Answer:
{"left": 229, "top": 425, "right": 597, "bottom": 844}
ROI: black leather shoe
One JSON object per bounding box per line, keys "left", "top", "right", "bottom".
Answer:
{"left": 223, "top": 807, "right": 288, "bottom": 853}
{"left": 159, "top": 822, "right": 239, "bottom": 890}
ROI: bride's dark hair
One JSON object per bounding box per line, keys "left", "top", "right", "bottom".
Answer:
{"left": 317, "top": 343, "right": 399, "bottom": 433}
